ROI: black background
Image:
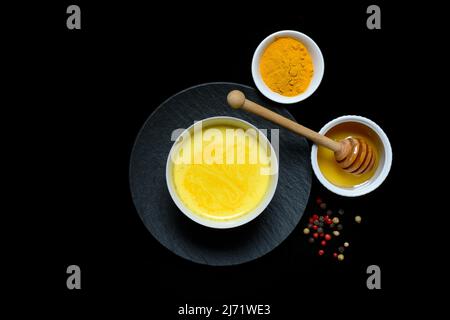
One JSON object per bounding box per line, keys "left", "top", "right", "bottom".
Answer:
{"left": 6, "top": 0, "right": 437, "bottom": 317}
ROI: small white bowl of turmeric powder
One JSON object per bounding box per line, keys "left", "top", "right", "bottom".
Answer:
{"left": 252, "top": 30, "right": 324, "bottom": 104}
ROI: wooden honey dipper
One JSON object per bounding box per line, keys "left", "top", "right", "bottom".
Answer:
{"left": 227, "top": 90, "right": 375, "bottom": 175}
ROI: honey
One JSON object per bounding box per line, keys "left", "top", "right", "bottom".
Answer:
{"left": 317, "top": 122, "right": 381, "bottom": 188}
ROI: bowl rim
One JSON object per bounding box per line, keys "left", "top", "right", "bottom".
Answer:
{"left": 251, "top": 30, "right": 325, "bottom": 104}
{"left": 166, "top": 116, "right": 279, "bottom": 229}
{"left": 311, "top": 115, "right": 392, "bottom": 197}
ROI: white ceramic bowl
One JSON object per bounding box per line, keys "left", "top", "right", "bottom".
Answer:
{"left": 311, "top": 116, "right": 392, "bottom": 197}
{"left": 252, "top": 30, "right": 324, "bottom": 104}
{"left": 166, "top": 116, "right": 279, "bottom": 229}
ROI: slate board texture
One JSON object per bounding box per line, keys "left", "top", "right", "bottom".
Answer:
{"left": 129, "top": 82, "right": 311, "bottom": 265}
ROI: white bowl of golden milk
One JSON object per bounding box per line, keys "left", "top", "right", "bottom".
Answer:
{"left": 311, "top": 116, "right": 392, "bottom": 197}
{"left": 252, "top": 30, "right": 324, "bottom": 104}
{"left": 166, "top": 117, "right": 279, "bottom": 229}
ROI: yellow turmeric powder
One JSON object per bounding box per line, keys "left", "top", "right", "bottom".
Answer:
{"left": 260, "top": 37, "right": 314, "bottom": 97}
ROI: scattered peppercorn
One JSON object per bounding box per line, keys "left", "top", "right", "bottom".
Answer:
{"left": 306, "top": 198, "right": 362, "bottom": 261}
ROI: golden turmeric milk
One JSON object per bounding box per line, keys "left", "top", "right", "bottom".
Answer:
{"left": 260, "top": 37, "right": 314, "bottom": 96}
{"left": 172, "top": 125, "right": 271, "bottom": 221}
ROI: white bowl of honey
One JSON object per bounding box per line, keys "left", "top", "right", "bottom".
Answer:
{"left": 166, "top": 116, "right": 279, "bottom": 229}
{"left": 311, "top": 116, "right": 392, "bottom": 197}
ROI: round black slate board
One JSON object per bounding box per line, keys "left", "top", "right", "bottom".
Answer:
{"left": 130, "top": 82, "right": 311, "bottom": 265}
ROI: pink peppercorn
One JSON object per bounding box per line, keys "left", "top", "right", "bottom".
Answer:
{"left": 325, "top": 234, "right": 331, "bottom": 241}
{"left": 318, "top": 250, "right": 324, "bottom": 256}
{"left": 321, "top": 240, "right": 327, "bottom": 246}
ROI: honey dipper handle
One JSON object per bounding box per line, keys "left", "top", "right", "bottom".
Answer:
{"left": 227, "top": 90, "right": 341, "bottom": 152}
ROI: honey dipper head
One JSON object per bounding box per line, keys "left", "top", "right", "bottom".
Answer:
{"left": 334, "top": 137, "right": 375, "bottom": 175}
{"left": 227, "top": 90, "right": 246, "bottom": 109}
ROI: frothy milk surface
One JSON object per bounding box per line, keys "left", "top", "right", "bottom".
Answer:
{"left": 172, "top": 125, "right": 271, "bottom": 221}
